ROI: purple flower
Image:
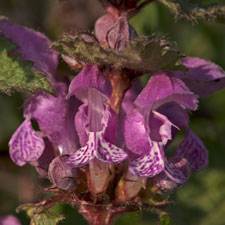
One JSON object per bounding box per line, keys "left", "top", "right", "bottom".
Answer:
{"left": 149, "top": 102, "right": 208, "bottom": 193}
{"left": 24, "top": 83, "right": 80, "bottom": 155}
{"left": 9, "top": 81, "right": 80, "bottom": 170}
{"left": 123, "top": 55, "right": 225, "bottom": 184}
{"left": 0, "top": 215, "right": 21, "bottom": 225}
{"left": 66, "top": 65, "right": 128, "bottom": 167}
{"left": 124, "top": 72, "right": 198, "bottom": 184}
{"left": 7, "top": 20, "right": 79, "bottom": 171}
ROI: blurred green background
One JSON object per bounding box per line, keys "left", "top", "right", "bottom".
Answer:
{"left": 0, "top": 0, "right": 225, "bottom": 224}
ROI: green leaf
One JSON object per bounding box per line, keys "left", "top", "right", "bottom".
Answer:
{"left": 160, "top": 214, "right": 171, "bottom": 225}
{"left": 0, "top": 38, "right": 54, "bottom": 95}
{"left": 17, "top": 204, "right": 64, "bottom": 225}
{"left": 158, "top": 0, "right": 225, "bottom": 23}
{"left": 53, "top": 34, "right": 185, "bottom": 75}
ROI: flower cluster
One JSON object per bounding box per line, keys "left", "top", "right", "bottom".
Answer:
{"left": 2, "top": 9, "right": 225, "bottom": 200}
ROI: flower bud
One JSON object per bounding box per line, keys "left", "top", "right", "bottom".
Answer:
{"left": 48, "top": 155, "right": 77, "bottom": 190}
{"left": 95, "top": 14, "right": 137, "bottom": 51}
{"left": 95, "top": 14, "right": 115, "bottom": 43}
{"left": 107, "top": 16, "right": 137, "bottom": 51}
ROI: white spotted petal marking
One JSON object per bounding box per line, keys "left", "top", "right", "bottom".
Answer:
{"left": 66, "top": 132, "right": 96, "bottom": 167}
{"left": 67, "top": 99, "right": 127, "bottom": 167}
{"left": 9, "top": 119, "right": 45, "bottom": 166}
{"left": 96, "top": 133, "right": 128, "bottom": 163}
{"left": 129, "top": 142, "right": 165, "bottom": 177}
{"left": 66, "top": 131, "right": 127, "bottom": 167}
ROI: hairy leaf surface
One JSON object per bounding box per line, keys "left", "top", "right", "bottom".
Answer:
{"left": 53, "top": 34, "right": 185, "bottom": 75}
{"left": 17, "top": 204, "right": 64, "bottom": 225}
{"left": 0, "top": 38, "right": 54, "bottom": 95}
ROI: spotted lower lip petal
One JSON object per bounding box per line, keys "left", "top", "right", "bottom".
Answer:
{"left": 9, "top": 119, "right": 45, "bottom": 166}
{"left": 129, "top": 142, "right": 165, "bottom": 177}
{"left": 66, "top": 132, "right": 96, "bottom": 167}
{"left": 67, "top": 78, "right": 128, "bottom": 167}
{"left": 96, "top": 133, "right": 128, "bottom": 163}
